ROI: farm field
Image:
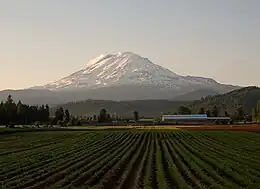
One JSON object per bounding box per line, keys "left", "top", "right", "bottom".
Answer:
{"left": 1, "top": 130, "right": 260, "bottom": 189}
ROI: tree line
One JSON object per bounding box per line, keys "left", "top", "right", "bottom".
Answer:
{"left": 53, "top": 107, "right": 81, "bottom": 126}
{"left": 71, "top": 101, "right": 260, "bottom": 123}
{"left": 1, "top": 95, "right": 258, "bottom": 127}
{"left": 175, "top": 105, "right": 249, "bottom": 121}
{"left": 0, "top": 95, "right": 80, "bottom": 127}
{"left": 81, "top": 105, "right": 254, "bottom": 124}
{"left": 80, "top": 109, "right": 139, "bottom": 123}
{"left": 0, "top": 95, "right": 50, "bottom": 127}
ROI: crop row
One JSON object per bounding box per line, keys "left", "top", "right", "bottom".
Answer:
{"left": 1, "top": 130, "right": 259, "bottom": 189}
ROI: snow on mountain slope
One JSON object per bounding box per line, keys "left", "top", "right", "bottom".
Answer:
{"left": 42, "top": 52, "right": 218, "bottom": 90}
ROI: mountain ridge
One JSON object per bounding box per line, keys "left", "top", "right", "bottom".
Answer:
{"left": 0, "top": 52, "right": 240, "bottom": 104}
{"left": 37, "top": 52, "right": 223, "bottom": 90}
{"left": 173, "top": 89, "right": 219, "bottom": 101}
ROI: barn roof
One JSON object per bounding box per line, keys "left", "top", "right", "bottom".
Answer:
{"left": 162, "top": 114, "right": 207, "bottom": 120}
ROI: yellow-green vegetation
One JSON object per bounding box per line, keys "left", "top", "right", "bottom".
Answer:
{"left": 1, "top": 130, "right": 260, "bottom": 189}
{"left": 252, "top": 101, "right": 260, "bottom": 122}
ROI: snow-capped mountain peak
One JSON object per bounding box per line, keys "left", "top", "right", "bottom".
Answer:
{"left": 41, "top": 52, "right": 218, "bottom": 90}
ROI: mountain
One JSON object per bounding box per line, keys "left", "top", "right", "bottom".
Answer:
{"left": 190, "top": 86, "right": 260, "bottom": 115}
{"left": 51, "top": 100, "right": 188, "bottom": 118}
{"left": 38, "top": 52, "right": 223, "bottom": 90}
{"left": 173, "top": 89, "right": 219, "bottom": 101}
{"left": 1, "top": 52, "right": 239, "bottom": 104}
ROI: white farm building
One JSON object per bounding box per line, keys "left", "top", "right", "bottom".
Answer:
{"left": 162, "top": 114, "right": 230, "bottom": 123}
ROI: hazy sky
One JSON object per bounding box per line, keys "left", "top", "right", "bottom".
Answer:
{"left": 1, "top": 0, "right": 260, "bottom": 90}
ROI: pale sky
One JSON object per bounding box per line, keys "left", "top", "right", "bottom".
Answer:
{"left": 1, "top": 0, "right": 259, "bottom": 90}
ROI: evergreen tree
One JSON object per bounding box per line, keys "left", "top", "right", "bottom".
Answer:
{"left": 68, "top": 116, "right": 77, "bottom": 126}
{"left": 45, "top": 105, "right": 50, "bottom": 122}
{"left": 133, "top": 111, "right": 139, "bottom": 122}
{"left": 64, "top": 109, "right": 70, "bottom": 123}
{"left": 54, "top": 107, "right": 64, "bottom": 124}
{"left": 252, "top": 108, "right": 257, "bottom": 122}
{"left": 98, "top": 109, "right": 109, "bottom": 123}
{"left": 29, "top": 106, "right": 39, "bottom": 123}
{"left": 39, "top": 105, "right": 45, "bottom": 123}
{"left": 178, "top": 106, "right": 191, "bottom": 115}
{"left": 4, "top": 95, "right": 17, "bottom": 127}
{"left": 235, "top": 106, "right": 245, "bottom": 121}
{"left": 16, "top": 101, "right": 25, "bottom": 124}
{"left": 198, "top": 108, "right": 205, "bottom": 114}
{"left": 225, "top": 110, "right": 230, "bottom": 117}
{"left": 7, "top": 95, "right": 13, "bottom": 104}
{"left": 0, "top": 95, "right": 52, "bottom": 126}
{"left": 107, "top": 113, "right": 111, "bottom": 121}
{"left": 0, "top": 101, "right": 5, "bottom": 125}
{"left": 206, "top": 109, "right": 212, "bottom": 117}
{"left": 252, "top": 101, "right": 260, "bottom": 122}
{"left": 212, "top": 106, "right": 219, "bottom": 117}
{"left": 257, "top": 101, "right": 260, "bottom": 122}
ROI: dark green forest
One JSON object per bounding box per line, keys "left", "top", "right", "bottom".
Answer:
{"left": 0, "top": 95, "right": 76, "bottom": 127}
{"left": 53, "top": 87, "right": 260, "bottom": 120}
{"left": 190, "top": 86, "right": 260, "bottom": 115}
{"left": 51, "top": 100, "right": 188, "bottom": 118}
{"left": 0, "top": 95, "right": 50, "bottom": 127}
{"left": 1, "top": 86, "right": 259, "bottom": 126}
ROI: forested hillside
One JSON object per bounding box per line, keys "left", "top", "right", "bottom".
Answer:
{"left": 52, "top": 100, "right": 187, "bottom": 118}
{"left": 53, "top": 87, "right": 260, "bottom": 118}
{"left": 173, "top": 89, "right": 219, "bottom": 101}
{"left": 190, "top": 86, "right": 260, "bottom": 115}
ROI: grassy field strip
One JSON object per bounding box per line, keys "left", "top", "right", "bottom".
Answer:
{"left": 201, "top": 131, "right": 260, "bottom": 153}
{"left": 170, "top": 132, "right": 227, "bottom": 189}
{"left": 161, "top": 132, "right": 202, "bottom": 189}
{"left": 178, "top": 137, "right": 247, "bottom": 188}
{"left": 0, "top": 132, "right": 78, "bottom": 150}
{"left": 209, "top": 131, "right": 260, "bottom": 144}
{"left": 4, "top": 133, "right": 123, "bottom": 189}
{"left": 81, "top": 133, "right": 140, "bottom": 188}
{"left": 154, "top": 132, "right": 170, "bottom": 189}
{"left": 0, "top": 133, "right": 77, "bottom": 156}
{"left": 93, "top": 133, "right": 144, "bottom": 189}
{"left": 189, "top": 133, "right": 260, "bottom": 174}
{"left": 197, "top": 132, "right": 260, "bottom": 155}
{"left": 1, "top": 130, "right": 260, "bottom": 189}
{"left": 189, "top": 132, "right": 260, "bottom": 170}
{"left": 130, "top": 132, "right": 151, "bottom": 189}
{"left": 143, "top": 132, "right": 156, "bottom": 189}
{"left": 0, "top": 132, "right": 100, "bottom": 173}
{"left": 170, "top": 132, "right": 238, "bottom": 189}
{"left": 160, "top": 132, "right": 191, "bottom": 189}
{"left": 113, "top": 133, "right": 148, "bottom": 189}
{"left": 191, "top": 132, "right": 260, "bottom": 161}
{"left": 53, "top": 132, "right": 137, "bottom": 188}
{"left": 1, "top": 133, "right": 113, "bottom": 181}
{"left": 186, "top": 141, "right": 260, "bottom": 187}
{"left": 24, "top": 132, "right": 131, "bottom": 189}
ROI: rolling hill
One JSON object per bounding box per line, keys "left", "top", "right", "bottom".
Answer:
{"left": 51, "top": 100, "right": 188, "bottom": 118}
{"left": 52, "top": 86, "right": 260, "bottom": 118}
{"left": 190, "top": 86, "right": 260, "bottom": 115}
{"left": 173, "top": 89, "right": 219, "bottom": 101}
